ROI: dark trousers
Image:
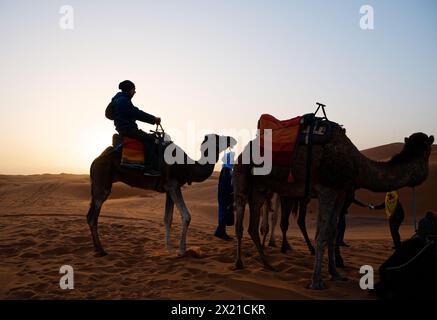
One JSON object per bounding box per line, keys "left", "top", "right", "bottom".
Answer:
{"left": 121, "top": 128, "right": 156, "bottom": 168}
{"left": 215, "top": 204, "right": 229, "bottom": 236}
{"left": 389, "top": 207, "right": 405, "bottom": 249}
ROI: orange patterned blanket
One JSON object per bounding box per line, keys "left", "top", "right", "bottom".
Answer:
{"left": 121, "top": 137, "right": 144, "bottom": 166}
{"left": 258, "top": 114, "right": 302, "bottom": 167}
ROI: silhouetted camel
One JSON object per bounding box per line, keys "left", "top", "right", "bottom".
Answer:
{"left": 87, "top": 133, "right": 236, "bottom": 256}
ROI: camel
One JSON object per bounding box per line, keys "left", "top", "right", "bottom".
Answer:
{"left": 260, "top": 194, "right": 315, "bottom": 255}
{"left": 87, "top": 133, "right": 236, "bottom": 257}
{"left": 234, "top": 127, "right": 434, "bottom": 290}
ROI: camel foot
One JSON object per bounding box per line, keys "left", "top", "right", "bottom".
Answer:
{"left": 268, "top": 240, "right": 277, "bottom": 248}
{"left": 234, "top": 259, "right": 244, "bottom": 270}
{"left": 309, "top": 246, "right": 316, "bottom": 256}
{"left": 308, "top": 279, "right": 327, "bottom": 290}
{"left": 94, "top": 250, "right": 108, "bottom": 257}
{"left": 280, "top": 242, "right": 292, "bottom": 254}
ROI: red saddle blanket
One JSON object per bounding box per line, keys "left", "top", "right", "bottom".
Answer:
{"left": 258, "top": 114, "right": 302, "bottom": 167}
{"left": 121, "top": 137, "right": 144, "bottom": 166}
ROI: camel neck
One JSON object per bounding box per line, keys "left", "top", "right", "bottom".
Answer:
{"left": 190, "top": 162, "right": 216, "bottom": 182}
{"left": 191, "top": 147, "right": 219, "bottom": 182}
{"left": 355, "top": 151, "right": 428, "bottom": 191}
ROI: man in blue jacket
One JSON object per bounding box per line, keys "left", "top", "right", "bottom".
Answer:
{"left": 110, "top": 80, "right": 161, "bottom": 176}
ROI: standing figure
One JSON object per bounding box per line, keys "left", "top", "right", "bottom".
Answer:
{"left": 370, "top": 191, "right": 405, "bottom": 249}
{"left": 214, "top": 150, "right": 235, "bottom": 240}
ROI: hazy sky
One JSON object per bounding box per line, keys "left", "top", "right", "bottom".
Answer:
{"left": 0, "top": 0, "right": 436, "bottom": 174}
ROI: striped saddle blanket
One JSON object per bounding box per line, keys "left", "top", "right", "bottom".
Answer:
{"left": 258, "top": 113, "right": 339, "bottom": 167}
{"left": 258, "top": 114, "right": 302, "bottom": 166}
{"left": 120, "top": 137, "right": 145, "bottom": 169}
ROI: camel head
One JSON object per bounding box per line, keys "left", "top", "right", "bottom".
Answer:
{"left": 200, "top": 134, "right": 237, "bottom": 163}
{"left": 389, "top": 132, "right": 434, "bottom": 187}
{"left": 390, "top": 132, "right": 434, "bottom": 164}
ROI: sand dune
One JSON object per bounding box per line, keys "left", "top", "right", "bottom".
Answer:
{"left": 0, "top": 144, "right": 436, "bottom": 299}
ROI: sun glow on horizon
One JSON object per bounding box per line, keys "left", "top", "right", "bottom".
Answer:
{"left": 1, "top": 1, "right": 436, "bottom": 174}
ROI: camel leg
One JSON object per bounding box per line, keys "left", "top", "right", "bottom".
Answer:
{"left": 309, "top": 188, "right": 339, "bottom": 290}
{"left": 297, "top": 200, "right": 315, "bottom": 255}
{"left": 167, "top": 185, "right": 191, "bottom": 256}
{"left": 260, "top": 202, "right": 269, "bottom": 249}
{"left": 280, "top": 197, "right": 293, "bottom": 253}
{"left": 234, "top": 194, "right": 246, "bottom": 270}
{"left": 327, "top": 198, "right": 348, "bottom": 281}
{"left": 87, "top": 189, "right": 111, "bottom": 257}
{"left": 164, "top": 192, "right": 175, "bottom": 253}
{"left": 268, "top": 194, "right": 279, "bottom": 247}
{"left": 248, "top": 192, "right": 275, "bottom": 271}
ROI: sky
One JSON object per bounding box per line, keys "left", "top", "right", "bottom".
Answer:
{"left": 0, "top": 0, "right": 436, "bottom": 174}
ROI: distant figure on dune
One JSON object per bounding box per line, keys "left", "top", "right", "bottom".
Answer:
{"left": 106, "top": 80, "right": 162, "bottom": 176}
{"left": 369, "top": 191, "right": 405, "bottom": 249}
{"left": 214, "top": 150, "right": 235, "bottom": 240}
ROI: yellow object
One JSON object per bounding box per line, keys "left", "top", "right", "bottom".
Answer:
{"left": 385, "top": 191, "right": 399, "bottom": 219}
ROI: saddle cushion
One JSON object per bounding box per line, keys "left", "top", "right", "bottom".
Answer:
{"left": 258, "top": 114, "right": 302, "bottom": 166}
{"left": 121, "top": 137, "right": 144, "bottom": 166}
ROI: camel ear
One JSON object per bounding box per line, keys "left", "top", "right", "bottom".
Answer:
{"left": 404, "top": 137, "right": 409, "bottom": 144}
{"left": 429, "top": 136, "right": 434, "bottom": 145}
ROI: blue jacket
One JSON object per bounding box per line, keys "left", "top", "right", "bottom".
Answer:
{"left": 111, "top": 92, "right": 156, "bottom": 134}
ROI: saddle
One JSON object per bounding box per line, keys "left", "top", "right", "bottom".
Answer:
{"left": 112, "top": 133, "right": 170, "bottom": 171}
{"left": 258, "top": 113, "right": 340, "bottom": 166}
{"left": 258, "top": 111, "right": 342, "bottom": 191}
{"left": 298, "top": 113, "right": 340, "bottom": 145}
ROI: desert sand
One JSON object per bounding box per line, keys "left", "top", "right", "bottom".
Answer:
{"left": 0, "top": 144, "right": 436, "bottom": 299}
